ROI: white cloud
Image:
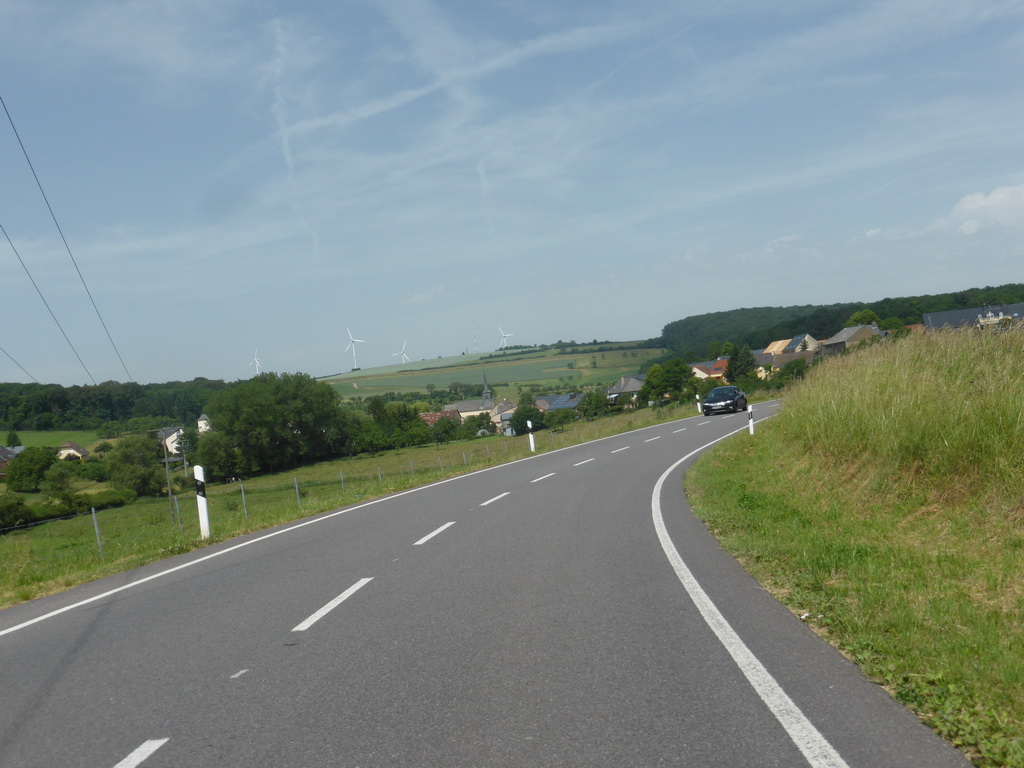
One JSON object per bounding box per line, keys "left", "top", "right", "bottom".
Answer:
{"left": 950, "top": 184, "right": 1024, "bottom": 235}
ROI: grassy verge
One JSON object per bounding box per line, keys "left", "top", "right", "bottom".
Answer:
{"left": 0, "top": 401, "right": 702, "bottom": 610}
{"left": 687, "top": 329, "right": 1024, "bottom": 768}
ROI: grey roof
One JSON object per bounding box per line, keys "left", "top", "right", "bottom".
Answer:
{"left": 923, "top": 303, "right": 1024, "bottom": 330}
{"left": 823, "top": 325, "right": 881, "bottom": 345}
{"left": 607, "top": 375, "right": 646, "bottom": 395}
{"left": 545, "top": 392, "right": 583, "bottom": 411}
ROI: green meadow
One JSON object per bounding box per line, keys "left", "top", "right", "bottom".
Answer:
{"left": 687, "top": 329, "right": 1024, "bottom": 767}
{"left": 0, "top": 401, "right": 697, "bottom": 610}
{"left": 321, "top": 344, "right": 664, "bottom": 401}
{"left": 10, "top": 431, "right": 101, "bottom": 449}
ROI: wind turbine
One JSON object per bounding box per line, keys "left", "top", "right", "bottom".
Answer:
{"left": 345, "top": 328, "right": 366, "bottom": 370}
{"left": 498, "top": 325, "right": 514, "bottom": 349}
{"left": 249, "top": 348, "right": 262, "bottom": 376}
{"left": 393, "top": 341, "right": 410, "bottom": 364}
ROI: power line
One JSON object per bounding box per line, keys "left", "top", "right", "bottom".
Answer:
{"left": 1, "top": 95, "right": 134, "bottom": 383}
{"left": 1, "top": 222, "right": 96, "bottom": 384}
{"left": 0, "top": 344, "right": 38, "bottom": 383}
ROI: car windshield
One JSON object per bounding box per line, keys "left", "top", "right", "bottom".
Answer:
{"left": 706, "top": 388, "right": 736, "bottom": 401}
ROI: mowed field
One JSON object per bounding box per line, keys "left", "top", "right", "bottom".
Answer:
{"left": 320, "top": 344, "right": 666, "bottom": 401}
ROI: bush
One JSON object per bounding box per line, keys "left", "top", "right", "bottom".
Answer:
{"left": 0, "top": 493, "right": 32, "bottom": 530}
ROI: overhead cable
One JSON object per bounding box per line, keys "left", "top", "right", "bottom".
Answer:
{"left": 0, "top": 344, "right": 38, "bottom": 383}
{"left": 1, "top": 95, "right": 134, "bottom": 382}
{"left": 1, "top": 221, "right": 96, "bottom": 385}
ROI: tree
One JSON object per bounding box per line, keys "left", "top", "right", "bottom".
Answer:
{"left": 726, "top": 345, "right": 757, "bottom": 382}
{"left": 578, "top": 391, "right": 607, "bottom": 420}
{"left": 4, "top": 446, "right": 57, "bottom": 492}
{"left": 546, "top": 408, "right": 577, "bottom": 431}
{"left": 5, "top": 429, "right": 20, "bottom": 447}
{"left": 204, "top": 373, "right": 354, "bottom": 474}
{"left": 107, "top": 434, "right": 164, "bottom": 496}
{"left": 845, "top": 309, "right": 881, "bottom": 327}
{"left": 432, "top": 416, "right": 458, "bottom": 446}
{"left": 509, "top": 406, "right": 543, "bottom": 436}
{"left": 0, "top": 492, "right": 30, "bottom": 530}
{"left": 194, "top": 431, "right": 240, "bottom": 481}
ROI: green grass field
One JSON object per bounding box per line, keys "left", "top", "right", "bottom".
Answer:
{"left": 10, "top": 431, "right": 101, "bottom": 449}
{"left": 687, "top": 329, "right": 1024, "bottom": 768}
{"left": 320, "top": 344, "right": 663, "bottom": 401}
{"left": 0, "top": 401, "right": 699, "bottom": 610}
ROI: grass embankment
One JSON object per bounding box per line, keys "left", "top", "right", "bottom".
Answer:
{"left": 687, "top": 329, "right": 1024, "bottom": 767}
{"left": 0, "top": 402, "right": 700, "bottom": 610}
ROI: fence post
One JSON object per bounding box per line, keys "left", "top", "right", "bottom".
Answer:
{"left": 438, "top": 457, "right": 443, "bottom": 470}
{"left": 377, "top": 467, "right": 383, "bottom": 484}
{"left": 410, "top": 460, "right": 414, "bottom": 475}
{"left": 294, "top": 478, "right": 302, "bottom": 509}
{"left": 91, "top": 508, "right": 103, "bottom": 559}
{"left": 194, "top": 465, "right": 210, "bottom": 539}
{"left": 240, "top": 482, "right": 248, "bottom": 520}
{"left": 462, "top": 452, "right": 467, "bottom": 466}
{"left": 173, "top": 495, "right": 184, "bottom": 534}
{"left": 339, "top": 471, "right": 345, "bottom": 491}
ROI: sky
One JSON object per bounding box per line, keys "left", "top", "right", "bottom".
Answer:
{"left": 1, "top": 0, "right": 1023, "bottom": 386}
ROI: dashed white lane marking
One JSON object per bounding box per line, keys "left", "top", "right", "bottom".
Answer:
{"left": 652, "top": 431, "right": 849, "bottom": 768}
{"left": 573, "top": 458, "right": 596, "bottom": 466}
{"left": 414, "top": 522, "right": 456, "bottom": 546}
{"left": 698, "top": 420, "right": 712, "bottom": 425}
{"left": 531, "top": 473, "right": 557, "bottom": 483}
{"left": 480, "top": 492, "right": 510, "bottom": 506}
{"left": 611, "top": 447, "right": 630, "bottom": 453}
{"left": 673, "top": 428, "right": 687, "bottom": 433}
{"left": 292, "top": 578, "right": 373, "bottom": 632}
{"left": 230, "top": 669, "right": 249, "bottom": 679}
{"left": 644, "top": 436, "right": 662, "bottom": 442}
{"left": 113, "top": 739, "right": 169, "bottom": 768}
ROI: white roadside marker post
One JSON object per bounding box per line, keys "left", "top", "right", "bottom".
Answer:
{"left": 748, "top": 404, "right": 755, "bottom": 435}
{"left": 527, "top": 420, "right": 536, "bottom": 453}
{"left": 195, "top": 465, "right": 210, "bottom": 539}
{"left": 696, "top": 393, "right": 702, "bottom": 414}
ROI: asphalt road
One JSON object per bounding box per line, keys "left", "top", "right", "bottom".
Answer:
{"left": 0, "top": 405, "right": 970, "bottom": 767}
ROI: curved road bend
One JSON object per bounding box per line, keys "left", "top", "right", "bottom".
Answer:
{"left": 0, "top": 404, "right": 969, "bottom": 767}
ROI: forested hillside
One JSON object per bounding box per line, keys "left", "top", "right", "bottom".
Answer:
{"left": 0, "top": 379, "right": 230, "bottom": 433}
{"left": 659, "top": 283, "right": 1024, "bottom": 360}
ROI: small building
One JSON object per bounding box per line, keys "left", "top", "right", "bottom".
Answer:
{"left": 156, "top": 427, "right": 184, "bottom": 455}
{"left": 820, "top": 325, "right": 882, "bottom": 354}
{"left": 197, "top": 414, "right": 212, "bottom": 433}
{"left": 418, "top": 410, "right": 462, "bottom": 427}
{"left": 606, "top": 375, "right": 646, "bottom": 405}
{"left": 923, "top": 303, "right": 1024, "bottom": 331}
{"left": 691, "top": 357, "right": 729, "bottom": 381}
{"left": 56, "top": 442, "right": 90, "bottom": 461}
{"left": 0, "top": 445, "right": 26, "bottom": 476}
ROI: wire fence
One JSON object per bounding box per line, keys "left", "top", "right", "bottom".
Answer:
{"left": 1, "top": 405, "right": 693, "bottom": 607}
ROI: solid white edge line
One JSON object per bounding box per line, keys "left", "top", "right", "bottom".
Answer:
{"left": 413, "top": 521, "right": 456, "bottom": 546}
{"left": 112, "top": 739, "right": 169, "bottom": 768}
{"left": 531, "top": 473, "right": 557, "bottom": 483}
{"left": 573, "top": 458, "right": 596, "bottom": 466}
{"left": 1, "top": 402, "right": 782, "bottom": 638}
{"left": 651, "top": 427, "right": 848, "bottom": 768}
{"left": 480, "top": 492, "right": 510, "bottom": 506}
{"left": 292, "top": 577, "right": 373, "bottom": 632}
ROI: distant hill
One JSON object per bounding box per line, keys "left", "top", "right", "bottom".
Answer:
{"left": 658, "top": 283, "right": 1024, "bottom": 361}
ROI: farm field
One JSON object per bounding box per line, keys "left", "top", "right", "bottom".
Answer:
{"left": 320, "top": 343, "right": 664, "bottom": 401}
{"left": 9, "top": 431, "right": 101, "bottom": 450}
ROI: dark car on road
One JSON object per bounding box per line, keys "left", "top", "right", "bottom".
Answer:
{"left": 701, "top": 385, "right": 747, "bottom": 415}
